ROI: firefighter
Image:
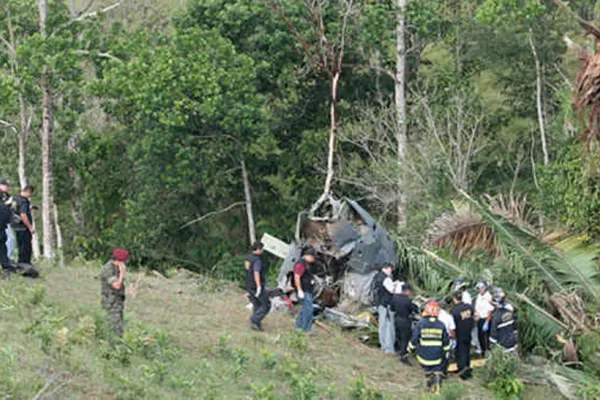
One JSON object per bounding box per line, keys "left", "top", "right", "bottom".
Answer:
{"left": 409, "top": 300, "right": 451, "bottom": 393}
{"left": 489, "top": 288, "right": 518, "bottom": 354}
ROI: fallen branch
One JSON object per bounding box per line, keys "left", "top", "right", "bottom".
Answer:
{"left": 514, "top": 292, "right": 570, "bottom": 331}
{"left": 314, "top": 320, "right": 334, "bottom": 334}
{"left": 179, "top": 202, "right": 245, "bottom": 230}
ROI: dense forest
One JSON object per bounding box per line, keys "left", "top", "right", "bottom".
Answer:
{"left": 2, "top": 0, "right": 600, "bottom": 395}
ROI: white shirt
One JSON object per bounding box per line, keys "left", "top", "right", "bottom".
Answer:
{"left": 438, "top": 309, "right": 456, "bottom": 334}
{"left": 382, "top": 275, "right": 397, "bottom": 294}
{"left": 475, "top": 291, "right": 494, "bottom": 319}
{"left": 462, "top": 291, "right": 472, "bottom": 305}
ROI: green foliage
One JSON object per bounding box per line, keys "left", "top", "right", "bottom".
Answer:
{"left": 349, "top": 376, "right": 384, "bottom": 400}
{"left": 483, "top": 347, "right": 525, "bottom": 399}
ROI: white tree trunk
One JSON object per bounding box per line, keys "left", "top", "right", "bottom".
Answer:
{"left": 529, "top": 29, "right": 549, "bottom": 166}
{"left": 31, "top": 215, "right": 40, "bottom": 261}
{"left": 38, "top": 0, "right": 56, "bottom": 260}
{"left": 324, "top": 71, "right": 341, "bottom": 195}
{"left": 395, "top": 0, "right": 408, "bottom": 228}
{"left": 18, "top": 95, "right": 29, "bottom": 189}
{"left": 241, "top": 160, "right": 256, "bottom": 245}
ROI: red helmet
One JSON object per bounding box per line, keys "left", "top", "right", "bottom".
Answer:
{"left": 423, "top": 300, "right": 441, "bottom": 317}
{"left": 112, "top": 248, "right": 130, "bottom": 262}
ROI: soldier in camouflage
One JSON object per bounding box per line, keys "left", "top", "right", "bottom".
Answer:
{"left": 100, "top": 248, "right": 129, "bottom": 336}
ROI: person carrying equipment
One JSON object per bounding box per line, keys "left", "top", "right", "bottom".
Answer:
{"left": 373, "top": 263, "right": 398, "bottom": 354}
{"left": 409, "top": 300, "right": 451, "bottom": 393}
{"left": 451, "top": 291, "right": 475, "bottom": 380}
{"left": 245, "top": 241, "right": 271, "bottom": 331}
{"left": 390, "top": 283, "right": 417, "bottom": 365}
{"left": 489, "top": 288, "right": 518, "bottom": 354}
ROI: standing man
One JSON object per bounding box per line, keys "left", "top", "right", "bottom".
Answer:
{"left": 474, "top": 280, "right": 494, "bottom": 357}
{"left": 390, "top": 283, "right": 417, "bottom": 365}
{"left": 0, "top": 197, "right": 12, "bottom": 269}
{"left": 0, "top": 179, "right": 15, "bottom": 262}
{"left": 409, "top": 301, "right": 451, "bottom": 393}
{"left": 373, "top": 263, "right": 397, "bottom": 354}
{"left": 245, "top": 241, "right": 271, "bottom": 331}
{"left": 14, "top": 185, "right": 34, "bottom": 264}
{"left": 453, "top": 278, "right": 472, "bottom": 305}
{"left": 437, "top": 300, "right": 456, "bottom": 375}
{"left": 100, "top": 248, "right": 129, "bottom": 336}
{"left": 451, "top": 291, "right": 475, "bottom": 380}
{"left": 489, "top": 288, "right": 518, "bottom": 354}
{"left": 294, "top": 248, "right": 317, "bottom": 333}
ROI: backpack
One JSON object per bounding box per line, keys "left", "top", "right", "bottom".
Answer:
{"left": 370, "top": 270, "right": 386, "bottom": 306}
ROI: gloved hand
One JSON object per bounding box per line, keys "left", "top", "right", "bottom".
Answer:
{"left": 451, "top": 340, "right": 457, "bottom": 350}
{"left": 482, "top": 321, "right": 489, "bottom": 332}
{"left": 297, "top": 290, "right": 305, "bottom": 300}
{"left": 255, "top": 286, "right": 262, "bottom": 298}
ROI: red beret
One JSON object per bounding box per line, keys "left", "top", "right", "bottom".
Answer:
{"left": 112, "top": 248, "right": 130, "bottom": 262}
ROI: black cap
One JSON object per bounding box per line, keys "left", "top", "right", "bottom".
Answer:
{"left": 402, "top": 283, "right": 412, "bottom": 292}
{"left": 381, "top": 262, "right": 394, "bottom": 270}
{"left": 452, "top": 291, "right": 463, "bottom": 301}
{"left": 0, "top": 178, "right": 9, "bottom": 185}
{"left": 303, "top": 247, "right": 317, "bottom": 256}
{"left": 252, "top": 241, "right": 264, "bottom": 251}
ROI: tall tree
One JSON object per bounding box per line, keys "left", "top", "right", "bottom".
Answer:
{"left": 37, "top": 0, "right": 56, "bottom": 259}
{"left": 396, "top": 0, "right": 408, "bottom": 227}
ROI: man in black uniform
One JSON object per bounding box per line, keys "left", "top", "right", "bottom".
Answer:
{"left": 489, "top": 288, "right": 518, "bottom": 354}
{"left": 14, "top": 185, "right": 34, "bottom": 264}
{"left": 390, "top": 283, "right": 417, "bottom": 365}
{"left": 0, "top": 198, "right": 12, "bottom": 269}
{"left": 245, "top": 241, "right": 270, "bottom": 331}
{"left": 451, "top": 291, "right": 475, "bottom": 380}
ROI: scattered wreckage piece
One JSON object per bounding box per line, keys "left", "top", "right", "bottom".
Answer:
{"left": 262, "top": 194, "right": 397, "bottom": 306}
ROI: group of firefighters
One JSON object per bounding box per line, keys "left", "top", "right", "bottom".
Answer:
{"left": 243, "top": 243, "right": 519, "bottom": 392}
{"left": 374, "top": 263, "right": 518, "bottom": 392}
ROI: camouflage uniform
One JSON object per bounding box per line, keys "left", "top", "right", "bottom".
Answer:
{"left": 100, "top": 261, "right": 125, "bottom": 336}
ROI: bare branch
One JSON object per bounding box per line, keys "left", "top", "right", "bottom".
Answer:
{"left": 179, "top": 202, "right": 245, "bottom": 230}
{"left": 74, "top": 2, "right": 121, "bottom": 22}
{"left": 75, "top": 49, "right": 123, "bottom": 63}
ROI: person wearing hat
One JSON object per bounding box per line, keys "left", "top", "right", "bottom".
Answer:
{"left": 373, "top": 263, "right": 398, "bottom": 354}
{"left": 13, "top": 185, "right": 35, "bottom": 264}
{"left": 474, "top": 280, "right": 494, "bottom": 356}
{"left": 100, "top": 248, "right": 129, "bottom": 336}
{"left": 489, "top": 288, "right": 518, "bottom": 354}
{"left": 409, "top": 300, "right": 451, "bottom": 392}
{"left": 453, "top": 278, "right": 472, "bottom": 305}
{"left": 245, "top": 241, "right": 271, "bottom": 331}
{"left": 390, "top": 283, "right": 417, "bottom": 365}
{"left": 0, "top": 179, "right": 15, "bottom": 262}
{"left": 293, "top": 247, "right": 317, "bottom": 333}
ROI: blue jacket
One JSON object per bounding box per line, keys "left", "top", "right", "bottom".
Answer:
{"left": 409, "top": 317, "right": 450, "bottom": 367}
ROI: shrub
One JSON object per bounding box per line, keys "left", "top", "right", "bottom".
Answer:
{"left": 349, "top": 376, "right": 384, "bottom": 400}
{"left": 482, "top": 347, "right": 525, "bottom": 399}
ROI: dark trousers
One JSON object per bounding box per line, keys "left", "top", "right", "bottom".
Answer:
{"left": 395, "top": 317, "right": 412, "bottom": 356}
{"left": 250, "top": 290, "right": 271, "bottom": 327}
{"left": 455, "top": 340, "right": 471, "bottom": 375}
{"left": 0, "top": 229, "right": 8, "bottom": 267}
{"left": 477, "top": 319, "right": 489, "bottom": 356}
{"left": 16, "top": 229, "right": 32, "bottom": 264}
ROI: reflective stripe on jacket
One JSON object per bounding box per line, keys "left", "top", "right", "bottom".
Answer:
{"left": 490, "top": 305, "right": 518, "bottom": 352}
{"left": 409, "top": 317, "right": 450, "bottom": 367}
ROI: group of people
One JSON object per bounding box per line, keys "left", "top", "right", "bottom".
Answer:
{"left": 374, "top": 264, "right": 518, "bottom": 392}
{"left": 0, "top": 178, "right": 36, "bottom": 268}
{"left": 244, "top": 242, "right": 317, "bottom": 333}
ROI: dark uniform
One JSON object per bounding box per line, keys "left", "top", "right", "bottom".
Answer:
{"left": 13, "top": 195, "right": 32, "bottom": 264}
{"left": 409, "top": 317, "right": 451, "bottom": 372}
{"left": 390, "top": 293, "right": 417, "bottom": 357}
{"left": 100, "top": 261, "right": 125, "bottom": 336}
{"left": 0, "top": 202, "right": 11, "bottom": 268}
{"left": 490, "top": 305, "right": 518, "bottom": 353}
{"left": 245, "top": 253, "right": 271, "bottom": 329}
{"left": 451, "top": 302, "right": 475, "bottom": 378}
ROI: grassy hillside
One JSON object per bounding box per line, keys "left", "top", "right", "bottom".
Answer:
{"left": 0, "top": 262, "right": 561, "bottom": 399}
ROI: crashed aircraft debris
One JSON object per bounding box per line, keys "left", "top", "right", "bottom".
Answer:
{"left": 261, "top": 194, "right": 397, "bottom": 306}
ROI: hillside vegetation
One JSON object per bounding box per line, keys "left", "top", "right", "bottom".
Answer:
{"left": 0, "top": 265, "right": 559, "bottom": 399}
